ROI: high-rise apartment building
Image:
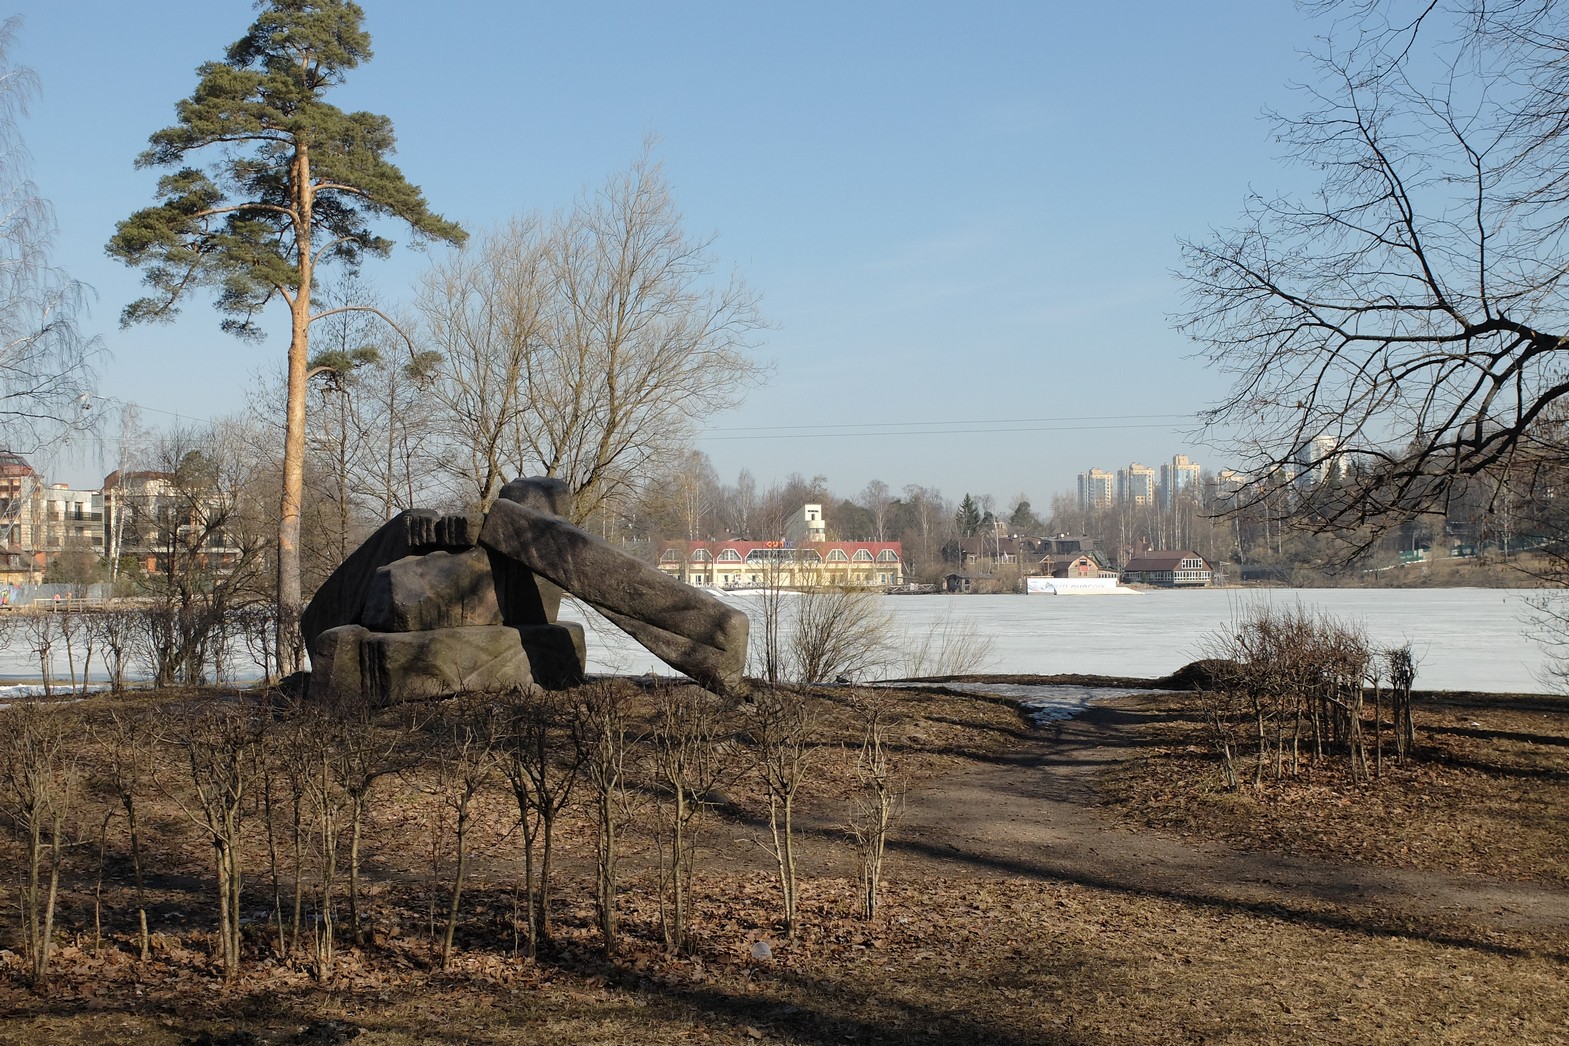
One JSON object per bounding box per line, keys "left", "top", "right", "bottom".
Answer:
{"left": 1077, "top": 468, "right": 1115, "bottom": 508}
{"left": 1117, "top": 463, "right": 1157, "bottom": 506}
{"left": 1211, "top": 468, "right": 1247, "bottom": 504}
{"left": 1292, "top": 436, "right": 1346, "bottom": 489}
{"left": 1160, "top": 454, "right": 1202, "bottom": 508}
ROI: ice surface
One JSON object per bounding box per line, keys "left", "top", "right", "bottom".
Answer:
{"left": 0, "top": 588, "right": 1553, "bottom": 694}
{"left": 561, "top": 588, "right": 1558, "bottom": 695}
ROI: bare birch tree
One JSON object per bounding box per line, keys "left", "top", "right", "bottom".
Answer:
{"left": 0, "top": 18, "right": 98, "bottom": 457}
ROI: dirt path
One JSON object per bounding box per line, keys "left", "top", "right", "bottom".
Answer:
{"left": 891, "top": 692, "right": 1569, "bottom": 949}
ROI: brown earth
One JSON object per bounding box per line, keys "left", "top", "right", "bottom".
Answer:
{"left": 896, "top": 691, "right": 1569, "bottom": 938}
{"left": 2, "top": 679, "right": 1568, "bottom": 1045}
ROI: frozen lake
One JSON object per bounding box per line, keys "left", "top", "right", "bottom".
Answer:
{"left": 565, "top": 587, "right": 1560, "bottom": 695}
{"left": 0, "top": 587, "right": 1556, "bottom": 694}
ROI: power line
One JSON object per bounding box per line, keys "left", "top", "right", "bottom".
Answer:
{"left": 80, "top": 394, "right": 216, "bottom": 427}
{"left": 697, "top": 420, "right": 1195, "bottom": 442}
{"left": 702, "top": 412, "right": 1196, "bottom": 434}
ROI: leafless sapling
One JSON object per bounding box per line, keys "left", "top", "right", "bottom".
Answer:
{"left": 0, "top": 698, "right": 78, "bottom": 984}
{"left": 91, "top": 704, "right": 156, "bottom": 961}
{"left": 159, "top": 695, "right": 268, "bottom": 981}
{"left": 845, "top": 690, "right": 905, "bottom": 922}
{"left": 493, "top": 686, "right": 584, "bottom": 956}
{"left": 745, "top": 685, "right": 819, "bottom": 937}
{"left": 426, "top": 695, "right": 495, "bottom": 969}
{"left": 645, "top": 683, "right": 735, "bottom": 954}
{"left": 574, "top": 679, "right": 636, "bottom": 954}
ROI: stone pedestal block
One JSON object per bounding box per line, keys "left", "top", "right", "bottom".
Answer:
{"left": 307, "top": 624, "right": 371, "bottom": 704}
{"left": 360, "top": 625, "right": 535, "bottom": 707}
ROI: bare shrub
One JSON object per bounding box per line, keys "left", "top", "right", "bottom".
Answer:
{"left": 1199, "top": 604, "right": 1389, "bottom": 790}
{"left": 92, "top": 608, "right": 136, "bottom": 693}
{"left": 327, "top": 697, "right": 419, "bottom": 947}
{"left": 257, "top": 692, "right": 420, "bottom": 977}
{"left": 234, "top": 604, "right": 277, "bottom": 683}
{"left": 258, "top": 700, "right": 325, "bottom": 968}
{"left": 56, "top": 606, "right": 86, "bottom": 693}
{"left": 574, "top": 679, "right": 637, "bottom": 955}
{"left": 129, "top": 605, "right": 181, "bottom": 687}
{"left": 845, "top": 691, "right": 905, "bottom": 921}
{"left": 747, "top": 566, "right": 791, "bottom": 687}
{"left": 645, "top": 684, "right": 734, "bottom": 954}
{"left": 19, "top": 612, "right": 56, "bottom": 696}
{"left": 159, "top": 695, "right": 268, "bottom": 981}
{"left": 425, "top": 696, "right": 494, "bottom": 969}
{"left": 1385, "top": 643, "right": 1418, "bottom": 763}
{"left": 744, "top": 685, "right": 818, "bottom": 937}
{"left": 0, "top": 698, "right": 78, "bottom": 984}
{"left": 90, "top": 704, "right": 156, "bottom": 961}
{"left": 788, "top": 583, "right": 896, "bottom": 684}
{"left": 897, "top": 609, "right": 997, "bottom": 678}
{"left": 493, "top": 686, "right": 584, "bottom": 956}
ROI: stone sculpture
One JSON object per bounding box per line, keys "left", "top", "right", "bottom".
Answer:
{"left": 303, "top": 477, "right": 749, "bottom": 705}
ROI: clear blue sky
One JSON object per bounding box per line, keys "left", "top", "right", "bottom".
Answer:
{"left": 16, "top": 1, "right": 1319, "bottom": 510}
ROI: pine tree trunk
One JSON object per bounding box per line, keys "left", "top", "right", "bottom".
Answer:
{"left": 276, "top": 146, "right": 313, "bottom": 676}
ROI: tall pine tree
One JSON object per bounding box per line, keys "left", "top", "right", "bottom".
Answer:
{"left": 109, "top": 1, "right": 464, "bottom": 671}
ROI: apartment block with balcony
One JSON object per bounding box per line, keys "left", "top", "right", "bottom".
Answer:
{"left": 0, "top": 452, "right": 40, "bottom": 580}
{"left": 104, "top": 469, "right": 248, "bottom": 577}
{"left": 33, "top": 483, "right": 107, "bottom": 569}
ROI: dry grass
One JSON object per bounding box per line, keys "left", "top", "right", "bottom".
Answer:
{"left": 1102, "top": 689, "right": 1569, "bottom": 887}
{"left": 0, "top": 680, "right": 1566, "bottom": 1044}
{"left": 3, "top": 873, "right": 1567, "bottom": 1045}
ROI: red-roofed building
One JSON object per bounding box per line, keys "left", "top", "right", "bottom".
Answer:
{"left": 659, "top": 539, "right": 904, "bottom": 590}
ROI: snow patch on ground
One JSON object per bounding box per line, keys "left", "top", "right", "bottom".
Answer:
{"left": 899, "top": 681, "right": 1160, "bottom": 725}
